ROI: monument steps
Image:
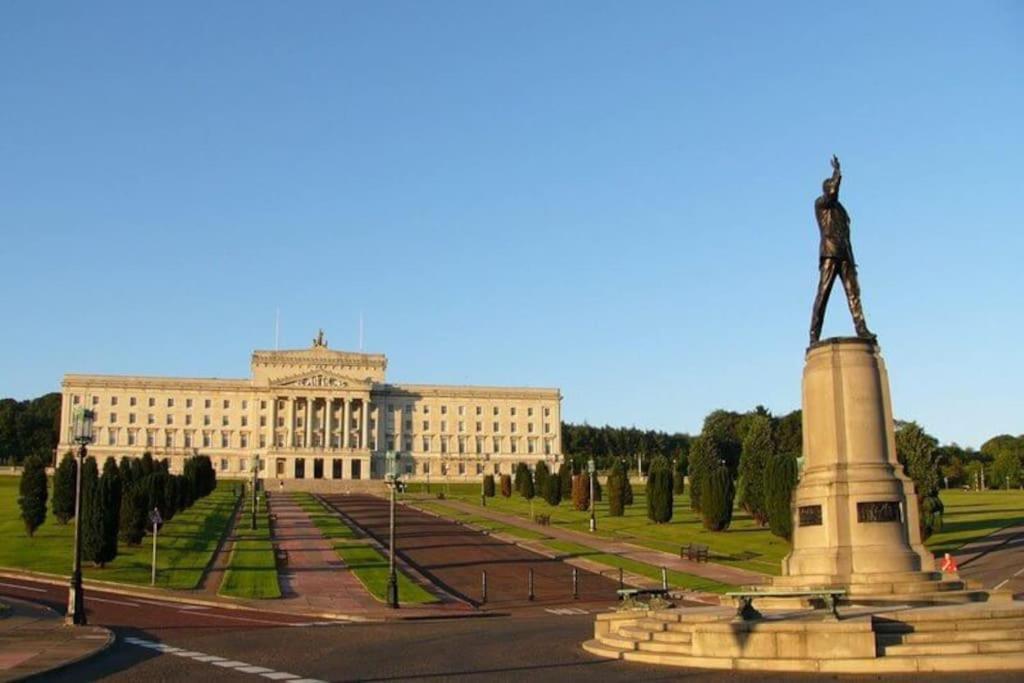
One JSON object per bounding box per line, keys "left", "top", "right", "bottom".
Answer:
{"left": 883, "top": 639, "right": 1024, "bottom": 656}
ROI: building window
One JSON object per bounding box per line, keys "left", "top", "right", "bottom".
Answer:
{"left": 422, "top": 420, "right": 429, "bottom": 431}
{"left": 203, "top": 415, "right": 211, "bottom": 426}
{"left": 108, "top": 430, "right": 116, "bottom": 446}
{"left": 184, "top": 432, "right": 192, "bottom": 448}
{"left": 220, "top": 458, "right": 228, "bottom": 472}
{"left": 129, "top": 396, "right": 136, "bottom": 406}
{"left": 221, "top": 433, "right": 229, "bottom": 448}
{"left": 72, "top": 395, "right": 80, "bottom": 405}
{"left": 440, "top": 421, "right": 447, "bottom": 432}
{"left": 111, "top": 396, "right": 119, "bottom": 406}
{"left": 441, "top": 405, "right": 447, "bottom": 415}
{"left": 492, "top": 422, "right": 499, "bottom": 432}
{"left": 510, "top": 438, "right": 518, "bottom": 454}
{"left": 295, "top": 459, "right": 306, "bottom": 479}
{"left": 259, "top": 416, "right": 266, "bottom": 427}
{"left": 528, "top": 423, "right": 534, "bottom": 433}
{"left": 422, "top": 461, "right": 431, "bottom": 475}
{"left": 492, "top": 437, "right": 500, "bottom": 453}
{"left": 109, "top": 413, "right": 117, "bottom": 423}
{"left": 146, "top": 414, "right": 154, "bottom": 425}
{"left": 241, "top": 416, "right": 248, "bottom": 427}
{"left": 165, "top": 432, "right": 174, "bottom": 448}
{"left": 222, "top": 416, "right": 229, "bottom": 426}
{"left": 128, "top": 430, "right": 136, "bottom": 446}
{"left": 167, "top": 398, "right": 174, "bottom": 408}
{"left": 148, "top": 397, "right": 155, "bottom": 407}
{"left": 185, "top": 414, "right": 192, "bottom": 426}
{"left": 475, "top": 406, "right": 482, "bottom": 415}
{"left": 511, "top": 407, "right": 518, "bottom": 416}
{"left": 205, "top": 399, "right": 211, "bottom": 409}
{"left": 223, "top": 400, "right": 230, "bottom": 409}
{"left": 240, "top": 458, "right": 248, "bottom": 472}
{"left": 476, "top": 463, "right": 483, "bottom": 475}
{"left": 277, "top": 417, "right": 284, "bottom": 427}
{"left": 510, "top": 423, "right": 517, "bottom": 433}
{"left": 528, "top": 439, "right": 535, "bottom": 454}
{"left": 386, "top": 435, "right": 395, "bottom": 450}
{"left": 403, "top": 436, "right": 412, "bottom": 451}
{"left": 457, "top": 406, "right": 464, "bottom": 416}
{"left": 129, "top": 413, "right": 136, "bottom": 424}
{"left": 440, "top": 438, "right": 448, "bottom": 454}
{"left": 458, "top": 421, "right": 464, "bottom": 432}
{"left": 203, "top": 433, "right": 211, "bottom": 448}
{"left": 458, "top": 437, "right": 466, "bottom": 454}
{"left": 146, "top": 431, "right": 155, "bottom": 447}
{"left": 475, "top": 437, "right": 483, "bottom": 453}
{"left": 544, "top": 407, "right": 550, "bottom": 417}
{"left": 423, "top": 406, "right": 430, "bottom": 414}
{"left": 422, "top": 436, "right": 430, "bottom": 452}
{"left": 405, "top": 420, "right": 412, "bottom": 431}
{"left": 388, "top": 405, "right": 395, "bottom": 413}
{"left": 240, "top": 433, "right": 249, "bottom": 448}
{"left": 92, "top": 396, "right": 99, "bottom": 406}
{"left": 475, "top": 421, "right": 481, "bottom": 432}
{"left": 259, "top": 435, "right": 266, "bottom": 448}
{"left": 544, "top": 440, "right": 551, "bottom": 455}
{"left": 458, "top": 462, "right": 465, "bottom": 475}
{"left": 544, "top": 423, "right": 550, "bottom": 434}
{"left": 493, "top": 406, "right": 499, "bottom": 416}
{"left": 241, "top": 400, "right": 248, "bottom": 410}
{"left": 527, "top": 407, "right": 533, "bottom": 417}
{"left": 185, "top": 398, "right": 192, "bottom": 409}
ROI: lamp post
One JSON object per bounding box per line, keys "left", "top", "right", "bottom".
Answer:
{"left": 251, "top": 454, "right": 260, "bottom": 530}
{"left": 588, "top": 457, "right": 596, "bottom": 533}
{"left": 385, "top": 451, "right": 402, "bottom": 609}
{"left": 66, "top": 408, "right": 94, "bottom": 626}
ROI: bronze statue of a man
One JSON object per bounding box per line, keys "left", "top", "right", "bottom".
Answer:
{"left": 809, "top": 155, "right": 874, "bottom": 344}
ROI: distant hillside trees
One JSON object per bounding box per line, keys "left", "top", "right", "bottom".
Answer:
{"left": 0, "top": 393, "right": 61, "bottom": 465}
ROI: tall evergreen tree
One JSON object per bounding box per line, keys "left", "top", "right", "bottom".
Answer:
{"left": 96, "top": 458, "right": 122, "bottom": 566}
{"left": 140, "top": 452, "right": 155, "bottom": 477}
{"left": 571, "top": 474, "right": 589, "bottom": 511}
{"left": 737, "top": 415, "right": 773, "bottom": 526}
{"left": 673, "top": 453, "right": 687, "bottom": 495}
{"left": 764, "top": 452, "right": 799, "bottom": 540}
{"left": 541, "top": 472, "right": 559, "bottom": 506}
{"left": 700, "top": 462, "right": 734, "bottom": 531}
{"left": 688, "top": 435, "right": 721, "bottom": 512}
{"left": 623, "top": 470, "right": 634, "bottom": 506}
{"left": 118, "top": 456, "right": 134, "bottom": 491}
{"left": 18, "top": 455, "right": 48, "bottom": 536}
{"left": 522, "top": 470, "right": 536, "bottom": 501}
{"left": 52, "top": 451, "right": 78, "bottom": 524}
{"left": 499, "top": 474, "right": 512, "bottom": 498}
{"left": 558, "top": 462, "right": 572, "bottom": 499}
{"left": 646, "top": 455, "right": 674, "bottom": 523}
{"left": 483, "top": 474, "right": 496, "bottom": 497}
{"left": 80, "top": 457, "right": 105, "bottom": 565}
{"left": 119, "top": 483, "right": 147, "bottom": 545}
{"left": 607, "top": 460, "right": 626, "bottom": 516}
{"left": 534, "top": 461, "right": 550, "bottom": 495}
{"left": 895, "top": 422, "right": 944, "bottom": 540}
{"left": 514, "top": 462, "right": 530, "bottom": 497}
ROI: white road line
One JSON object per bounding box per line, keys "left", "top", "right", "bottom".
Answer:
{"left": 0, "top": 582, "right": 46, "bottom": 592}
{"left": 213, "top": 660, "right": 251, "bottom": 668}
{"left": 180, "top": 610, "right": 298, "bottom": 625}
{"left": 994, "top": 579, "right": 1010, "bottom": 591}
{"left": 1014, "top": 565, "right": 1024, "bottom": 577}
{"left": 261, "top": 674, "right": 300, "bottom": 680}
{"left": 237, "top": 666, "right": 276, "bottom": 674}
{"left": 124, "top": 638, "right": 320, "bottom": 681}
{"left": 89, "top": 597, "right": 140, "bottom": 607}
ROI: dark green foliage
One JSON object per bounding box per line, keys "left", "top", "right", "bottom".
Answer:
{"left": 163, "top": 473, "right": 179, "bottom": 521}
{"left": 701, "top": 410, "right": 743, "bottom": 475}
{"left": 483, "top": 474, "right": 495, "bottom": 497}
{"left": 558, "top": 462, "right": 572, "bottom": 499}
{"left": 737, "top": 415, "right": 773, "bottom": 526}
{"left": 773, "top": 410, "right": 802, "bottom": 456}
{"left": 700, "top": 463, "right": 734, "bottom": 531}
{"left": 119, "top": 484, "right": 148, "bottom": 545}
{"left": 560, "top": 422, "right": 690, "bottom": 472}
{"left": 895, "top": 422, "right": 944, "bottom": 540}
{"left": 130, "top": 457, "right": 144, "bottom": 483}
{"left": 96, "top": 458, "right": 122, "bottom": 566}
{"left": 80, "top": 457, "right": 105, "bottom": 564}
{"left": 141, "top": 472, "right": 168, "bottom": 519}
{"left": 52, "top": 451, "right": 77, "bottom": 524}
{"left": 607, "top": 460, "right": 626, "bottom": 516}
{"left": 18, "top": 455, "right": 48, "bottom": 536}
{"left": 534, "top": 461, "right": 550, "bottom": 495}
{"left": 499, "top": 474, "right": 512, "bottom": 497}
{"left": 624, "top": 473, "right": 634, "bottom": 506}
{"left": 521, "top": 470, "right": 536, "bottom": 500}
{"left": 118, "top": 456, "right": 134, "bottom": 491}
{"left": 645, "top": 455, "right": 673, "bottom": 523}
{"left": 0, "top": 393, "right": 61, "bottom": 465}
{"left": 688, "top": 435, "right": 721, "bottom": 512}
{"left": 673, "top": 454, "right": 687, "bottom": 495}
{"left": 140, "top": 452, "right": 155, "bottom": 477}
{"left": 542, "top": 472, "right": 559, "bottom": 506}
{"left": 176, "top": 474, "right": 192, "bottom": 510}
{"left": 514, "top": 463, "right": 530, "bottom": 497}
{"left": 764, "top": 452, "right": 798, "bottom": 540}
{"left": 571, "top": 474, "right": 589, "bottom": 511}
{"left": 593, "top": 475, "right": 602, "bottom": 502}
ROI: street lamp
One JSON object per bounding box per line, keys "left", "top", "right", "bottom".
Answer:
{"left": 66, "top": 407, "right": 94, "bottom": 626}
{"left": 385, "top": 450, "right": 403, "bottom": 609}
{"left": 588, "top": 458, "right": 596, "bottom": 533}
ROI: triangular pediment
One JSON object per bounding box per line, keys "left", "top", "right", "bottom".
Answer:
{"left": 270, "top": 370, "right": 370, "bottom": 389}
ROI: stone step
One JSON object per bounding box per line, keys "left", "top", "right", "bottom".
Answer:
{"left": 851, "top": 589, "right": 990, "bottom": 605}
{"left": 651, "top": 629, "right": 692, "bottom": 644}
{"left": 622, "top": 649, "right": 735, "bottom": 670}
{"left": 616, "top": 625, "right": 653, "bottom": 641}
{"left": 632, "top": 618, "right": 668, "bottom": 632}
{"left": 596, "top": 634, "right": 639, "bottom": 651}
{"left": 847, "top": 579, "right": 964, "bottom": 596}
{"left": 874, "top": 615, "right": 1024, "bottom": 634}
{"left": 636, "top": 639, "right": 693, "bottom": 654}
{"left": 884, "top": 639, "right": 1024, "bottom": 657}
{"left": 900, "top": 628, "right": 1024, "bottom": 644}
{"left": 582, "top": 639, "right": 627, "bottom": 660}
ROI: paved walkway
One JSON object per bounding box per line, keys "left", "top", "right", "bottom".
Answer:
{"left": 268, "top": 494, "right": 382, "bottom": 614}
{"left": 0, "top": 596, "right": 112, "bottom": 682}
{"left": 435, "top": 499, "right": 767, "bottom": 587}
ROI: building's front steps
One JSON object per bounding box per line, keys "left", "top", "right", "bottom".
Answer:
{"left": 583, "top": 600, "right": 1024, "bottom": 673}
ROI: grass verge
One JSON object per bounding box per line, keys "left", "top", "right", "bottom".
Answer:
{"left": 219, "top": 507, "right": 281, "bottom": 600}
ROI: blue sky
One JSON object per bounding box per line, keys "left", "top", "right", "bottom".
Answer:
{"left": 2, "top": 2, "right": 1021, "bottom": 447}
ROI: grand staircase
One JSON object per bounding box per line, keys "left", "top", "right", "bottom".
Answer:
{"left": 583, "top": 600, "right": 1024, "bottom": 673}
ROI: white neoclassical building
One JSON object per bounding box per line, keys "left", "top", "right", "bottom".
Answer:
{"left": 58, "top": 332, "right": 562, "bottom": 483}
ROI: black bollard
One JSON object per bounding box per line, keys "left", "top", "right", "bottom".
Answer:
{"left": 572, "top": 567, "right": 579, "bottom": 600}
{"left": 481, "top": 570, "right": 488, "bottom": 604}
{"left": 528, "top": 568, "right": 535, "bottom": 601}
{"left": 618, "top": 567, "right": 624, "bottom": 590}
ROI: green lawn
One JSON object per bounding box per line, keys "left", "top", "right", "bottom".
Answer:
{"left": 0, "top": 475, "right": 238, "bottom": 589}
{"left": 289, "top": 493, "right": 437, "bottom": 605}
{"left": 926, "top": 489, "right": 1024, "bottom": 555}
{"left": 544, "top": 539, "right": 734, "bottom": 594}
{"left": 219, "top": 509, "right": 281, "bottom": 600}
{"left": 405, "top": 484, "right": 789, "bottom": 574}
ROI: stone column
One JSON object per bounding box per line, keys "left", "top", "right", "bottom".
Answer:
{"left": 362, "top": 397, "right": 370, "bottom": 450}
{"left": 304, "top": 397, "right": 312, "bottom": 448}
{"left": 287, "top": 398, "right": 296, "bottom": 448}
{"left": 342, "top": 398, "right": 351, "bottom": 449}
{"left": 269, "top": 396, "right": 278, "bottom": 449}
{"left": 324, "top": 397, "right": 332, "bottom": 450}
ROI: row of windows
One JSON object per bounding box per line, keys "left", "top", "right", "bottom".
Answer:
{"left": 73, "top": 395, "right": 265, "bottom": 410}
{"left": 415, "top": 420, "right": 551, "bottom": 434}
{"left": 408, "top": 405, "right": 550, "bottom": 418}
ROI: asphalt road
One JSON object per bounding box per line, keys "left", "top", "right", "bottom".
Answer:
{"left": 957, "top": 525, "right": 1024, "bottom": 596}
{"left": 320, "top": 493, "right": 622, "bottom": 610}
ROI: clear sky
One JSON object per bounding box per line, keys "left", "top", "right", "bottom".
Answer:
{"left": 2, "top": 2, "right": 1021, "bottom": 448}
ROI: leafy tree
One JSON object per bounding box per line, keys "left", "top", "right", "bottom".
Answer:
{"left": 483, "top": 474, "right": 495, "bottom": 497}
{"left": 991, "top": 451, "right": 1022, "bottom": 489}
{"left": 118, "top": 456, "right": 135, "bottom": 491}
{"left": 607, "top": 460, "right": 626, "bottom": 516}
{"left": 18, "top": 455, "right": 48, "bottom": 536}
{"left": 895, "top": 422, "right": 943, "bottom": 540}
{"left": 571, "top": 474, "right": 589, "bottom": 512}
{"left": 499, "top": 474, "right": 512, "bottom": 498}
{"left": 542, "top": 470, "right": 560, "bottom": 506}
{"left": 534, "top": 461, "right": 550, "bottom": 495}
{"left": 0, "top": 393, "right": 61, "bottom": 465}
{"left": 95, "top": 458, "right": 122, "bottom": 566}
{"left": 701, "top": 409, "right": 743, "bottom": 475}
{"left": 700, "top": 462, "right": 734, "bottom": 531}
{"left": 80, "top": 457, "right": 105, "bottom": 565}
{"left": 53, "top": 451, "right": 78, "bottom": 524}
{"left": 163, "top": 474, "right": 179, "bottom": 521}
{"left": 764, "top": 452, "right": 798, "bottom": 540}
{"left": 737, "top": 415, "right": 773, "bottom": 526}
{"left": 688, "top": 435, "right": 721, "bottom": 512}
{"left": 773, "top": 410, "right": 802, "bottom": 457}
{"left": 119, "top": 483, "right": 148, "bottom": 545}
{"left": 646, "top": 455, "right": 674, "bottom": 523}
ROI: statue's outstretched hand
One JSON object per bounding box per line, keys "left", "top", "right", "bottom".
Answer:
{"left": 831, "top": 155, "right": 841, "bottom": 173}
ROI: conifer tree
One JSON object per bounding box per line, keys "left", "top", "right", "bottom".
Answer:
{"left": 688, "top": 435, "right": 721, "bottom": 512}
{"left": 700, "top": 462, "right": 734, "bottom": 531}
{"left": 514, "top": 462, "right": 530, "bottom": 497}
{"left": 52, "top": 451, "right": 77, "bottom": 524}
{"left": 571, "top": 474, "right": 589, "bottom": 511}
{"left": 483, "top": 474, "right": 495, "bottom": 497}
{"left": 96, "top": 457, "right": 122, "bottom": 566}
{"left": 80, "top": 457, "right": 105, "bottom": 564}
{"left": 499, "top": 474, "right": 512, "bottom": 498}
{"left": 737, "top": 415, "right": 773, "bottom": 525}
{"left": 646, "top": 455, "right": 674, "bottom": 523}
{"left": 673, "top": 452, "right": 687, "bottom": 495}
{"left": 558, "top": 461, "right": 572, "bottom": 499}
{"left": 522, "top": 470, "right": 536, "bottom": 500}
{"left": 623, "top": 471, "right": 634, "bottom": 506}
{"left": 607, "top": 460, "right": 626, "bottom": 516}
{"left": 119, "top": 483, "right": 147, "bottom": 545}
{"left": 534, "top": 461, "right": 550, "bottom": 496}
{"left": 18, "top": 455, "right": 48, "bottom": 536}
{"left": 764, "top": 452, "right": 799, "bottom": 540}
{"left": 140, "top": 451, "right": 155, "bottom": 478}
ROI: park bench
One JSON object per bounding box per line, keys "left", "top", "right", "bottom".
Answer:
{"left": 535, "top": 514, "right": 551, "bottom": 526}
{"left": 275, "top": 549, "right": 289, "bottom": 568}
{"left": 725, "top": 588, "right": 846, "bottom": 621}
{"left": 680, "top": 543, "right": 709, "bottom": 563}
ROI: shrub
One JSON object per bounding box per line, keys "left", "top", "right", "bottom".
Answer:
{"left": 646, "top": 455, "right": 674, "bottom": 523}
{"left": 140, "top": 452, "right": 155, "bottom": 478}
{"left": 18, "top": 455, "right": 48, "bottom": 536}
{"left": 895, "top": 422, "right": 944, "bottom": 541}
{"left": 499, "top": 474, "right": 512, "bottom": 498}
{"left": 52, "top": 451, "right": 77, "bottom": 524}
{"left": 483, "top": 474, "right": 495, "bottom": 497}
{"left": 571, "top": 474, "right": 589, "bottom": 511}
{"left": 607, "top": 460, "right": 626, "bottom": 516}
{"left": 764, "top": 452, "right": 798, "bottom": 540}
{"left": 737, "top": 415, "right": 773, "bottom": 526}
{"left": 542, "top": 472, "right": 560, "bottom": 506}
{"left": 700, "top": 463, "right": 734, "bottom": 531}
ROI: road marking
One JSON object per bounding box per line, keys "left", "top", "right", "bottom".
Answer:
{"left": 177, "top": 610, "right": 294, "bottom": 625}
{"left": 0, "top": 582, "right": 46, "bottom": 592}
{"left": 544, "top": 607, "right": 589, "bottom": 615}
{"left": 1015, "top": 566, "right": 1024, "bottom": 577}
{"left": 994, "top": 579, "right": 1010, "bottom": 591}
{"left": 124, "top": 638, "right": 323, "bottom": 681}
{"left": 89, "top": 597, "right": 140, "bottom": 607}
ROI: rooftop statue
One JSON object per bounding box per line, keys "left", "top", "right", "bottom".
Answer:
{"left": 312, "top": 329, "right": 327, "bottom": 348}
{"left": 809, "top": 155, "right": 875, "bottom": 344}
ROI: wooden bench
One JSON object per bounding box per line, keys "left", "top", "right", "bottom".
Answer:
{"left": 535, "top": 514, "right": 551, "bottom": 526}
{"left": 680, "top": 543, "right": 709, "bottom": 563}
{"left": 725, "top": 588, "right": 846, "bottom": 621}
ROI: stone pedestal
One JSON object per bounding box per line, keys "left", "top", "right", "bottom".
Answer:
{"left": 779, "top": 337, "right": 934, "bottom": 586}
